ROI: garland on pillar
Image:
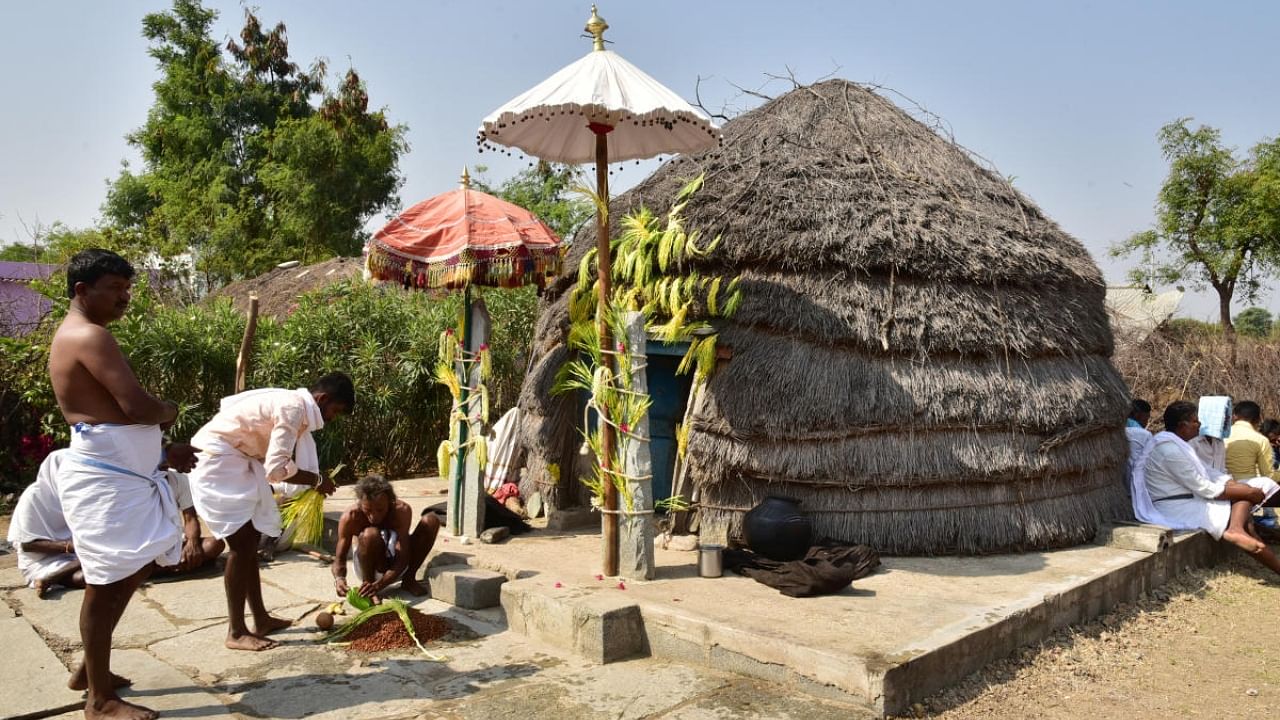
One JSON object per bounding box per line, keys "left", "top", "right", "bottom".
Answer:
{"left": 435, "top": 327, "right": 491, "bottom": 479}
{"left": 553, "top": 174, "right": 742, "bottom": 511}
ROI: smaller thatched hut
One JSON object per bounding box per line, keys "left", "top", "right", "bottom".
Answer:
{"left": 210, "top": 257, "right": 365, "bottom": 319}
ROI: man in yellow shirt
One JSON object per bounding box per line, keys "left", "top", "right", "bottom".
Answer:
{"left": 1225, "top": 401, "right": 1280, "bottom": 482}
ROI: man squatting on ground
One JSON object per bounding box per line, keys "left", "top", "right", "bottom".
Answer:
{"left": 186, "top": 372, "right": 353, "bottom": 651}
{"left": 332, "top": 474, "right": 440, "bottom": 603}
{"left": 47, "top": 249, "right": 198, "bottom": 720}
{"left": 7, "top": 449, "right": 223, "bottom": 598}
{"left": 1133, "top": 400, "right": 1280, "bottom": 575}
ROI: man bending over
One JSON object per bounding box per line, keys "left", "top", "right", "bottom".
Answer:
{"left": 188, "top": 374, "right": 352, "bottom": 651}
{"left": 332, "top": 474, "right": 440, "bottom": 603}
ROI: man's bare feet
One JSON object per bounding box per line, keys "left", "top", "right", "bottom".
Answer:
{"left": 33, "top": 580, "right": 48, "bottom": 599}
{"left": 68, "top": 662, "right": 132, "bottom": 691}
{"left": 225, "top": 632, "right": 277, "bottom": 651}
{"left": 252, "top": 614, "right": 292, "bottom": 636}
{"left": 400, "top": 578, "right": 429, "bottom": 597}
{"left": 1224, "top": 528, "right": 1267, "bottom": 554}
{"left": 84, "top": 694, "right": 157, "bottom": 720}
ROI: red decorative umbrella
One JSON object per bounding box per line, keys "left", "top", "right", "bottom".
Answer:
{"left": 366, "top": 168, "right": 561, "bottom": 291}
{"left": 366, "top": 168, "right": 562, "bottom": 536}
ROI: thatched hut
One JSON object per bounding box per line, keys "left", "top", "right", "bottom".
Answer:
{"left": 210, "top": 257, "right": 365, "bottom": 320}
{"left": 516, "top": 79, "right": 1131, "bottom": 555}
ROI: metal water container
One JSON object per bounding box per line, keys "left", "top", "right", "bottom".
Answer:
{"left": 698, "top": 544, "right": 724, "bottom": 578}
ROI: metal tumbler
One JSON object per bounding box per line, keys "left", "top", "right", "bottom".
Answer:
{"left": 698, "top": 544, "right": 724, "bottom": 578}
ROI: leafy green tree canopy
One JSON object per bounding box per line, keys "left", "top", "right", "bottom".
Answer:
{"left": 1234, "top": 307, "right": 1274, "bottom": 338}
{"left": 104, "top": 0, "right": 407, "bottom": 285}
{"left": 1111, "top": 119, "right": 1280, "bottom": 339}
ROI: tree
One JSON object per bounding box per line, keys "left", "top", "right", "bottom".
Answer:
{"left": 473, "top": 161, "right": 593, "bottom": 241}
{"left": 103, "top": 0, "right": 407, "bottom": 286}
{"left": 0, "top": 224, "right": 115, "bottom": 265}
{"left": 1235, "top": 307, "right": 1274, "bottom": 338}
{"left": 1112, "top": 119, "right": 1280, "bottom": 344}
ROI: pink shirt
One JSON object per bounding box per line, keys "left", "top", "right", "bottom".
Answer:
{"left": 192, "top": 390, "right": 311, "bottom": 482}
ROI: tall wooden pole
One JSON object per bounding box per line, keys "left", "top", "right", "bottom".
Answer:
{"left": 595, "top": 129, "right": 618, "bottom": 577}
{"left": 234, "top": 294, "right": 259, "bottom": 393}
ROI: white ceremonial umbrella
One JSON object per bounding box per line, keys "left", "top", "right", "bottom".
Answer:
{"left": 478, "top": 5, "right": 720, "bottom": 576}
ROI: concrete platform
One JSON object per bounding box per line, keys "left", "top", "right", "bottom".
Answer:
{"left": 369, "top": 477, "right": 1230, "bottom": 716}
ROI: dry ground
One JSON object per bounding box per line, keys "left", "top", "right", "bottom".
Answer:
{"left": 899, "top": 553, "right": 1279, "bottom": 719}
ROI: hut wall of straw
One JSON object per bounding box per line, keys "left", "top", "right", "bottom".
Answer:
{"left": 515, "top": 79, "right": 1131, "bottom": 554}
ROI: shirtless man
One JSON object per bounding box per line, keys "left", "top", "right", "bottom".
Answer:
{"left": 49, "top": 249, "right": 185, "bottom": 720}
{"left": 332, "top": 475, "right": 440, "bottom": 603}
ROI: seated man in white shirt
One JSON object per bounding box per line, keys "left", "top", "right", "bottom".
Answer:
{"left": 1134, "top": 400, "right": 1280, "bottom": 574}
{"left": 1125, "top": 399, "right": 1153, "bottom": 467}
{"left": 153, "top": 460, "right": 226, "bottom": 577}
{"left": 7, "top": 450, "right": 82, "bottom": 597}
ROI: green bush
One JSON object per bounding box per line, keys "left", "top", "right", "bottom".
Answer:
{"left": 1, "top": 280, "right": 538, "bottom": 489}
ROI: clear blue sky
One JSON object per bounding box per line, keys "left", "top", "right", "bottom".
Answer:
{"left": 2, "top": 1, "right": 1277, "bottom": 320}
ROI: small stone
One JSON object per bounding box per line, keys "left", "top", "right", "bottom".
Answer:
{"left": 479, "top": 527, "right": 510, "bottom": 544}
{"left": 459, "top": 536, "right": 471, "bottom": 545}
{"left": 617, "top": 581, "right": 626, "bottom": 590}
{"left": 667, "top": 534, "right": 699, "bottom": 552}
{"left": 1248, "top": 689, "right": 1259, "bottom": 697}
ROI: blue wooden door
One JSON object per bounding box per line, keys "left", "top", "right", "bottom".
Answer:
{"left": 645, "top": 345, "right": 693, "bottom": 502}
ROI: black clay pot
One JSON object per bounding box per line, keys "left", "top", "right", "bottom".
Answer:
{"left": 742, "top": 496, "right": 811, "bottom": 561}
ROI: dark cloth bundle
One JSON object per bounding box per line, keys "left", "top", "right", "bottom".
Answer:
{"left": 425, "top": 495, "right": 533, "bottom": 535}
{"left": 724, "top": 540, "right": 880, "bottom": 597}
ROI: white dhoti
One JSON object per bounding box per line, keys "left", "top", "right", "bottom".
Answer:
{"left": 8, "top": 450, "right": 78, "bottom": 586}
{"left": 187, "top": 437, "right": 281, "bottom": 539}
{"left": 350, "top": 528, "right": 400, "bottom": 580}
{"left": 57, "top": 424, "right": 182, "bottom": 585}
{"left": 1158, "top": 477, "right": 1280, "bottom": 539}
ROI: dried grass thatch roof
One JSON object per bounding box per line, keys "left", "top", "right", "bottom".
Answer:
{"left": 210, "top": 257, "right": 364, "bottom": 319}
{"left": 517, "top": 79, "right": 1131, "bottom": 555}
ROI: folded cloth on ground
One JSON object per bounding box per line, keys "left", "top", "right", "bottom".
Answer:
{"left": 9, "top": 450, "right": 77, "bottom": 585}
{"left": 58, "top": 423, "right": 182, "bottom": 585}
{"left": 724, "top": 540, "right": 880, "bottom": 598}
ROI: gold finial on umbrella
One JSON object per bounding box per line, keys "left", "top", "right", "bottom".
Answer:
{"left": 586, "top": 5, "right": 608, "bottom": 51}
{"left": 460, "top": 166, "right": 471, "bottom": 188}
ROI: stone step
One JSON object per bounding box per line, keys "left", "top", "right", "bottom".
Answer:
{"left": 500, "top": 578, "right": 644, "bottom": 664}
{"left": 426, "top": 564, "right": 507, "bottom": 609}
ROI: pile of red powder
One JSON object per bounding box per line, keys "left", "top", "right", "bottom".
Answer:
{"left": 340, "top": 608, "right": 452, "bottom": 653}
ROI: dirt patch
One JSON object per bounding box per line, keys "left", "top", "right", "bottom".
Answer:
{"left": 339, "top": 607, "right": 473, "bottom": 654}
{"left": 899, "top": 554, "right": 1280, "bottom": 718}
